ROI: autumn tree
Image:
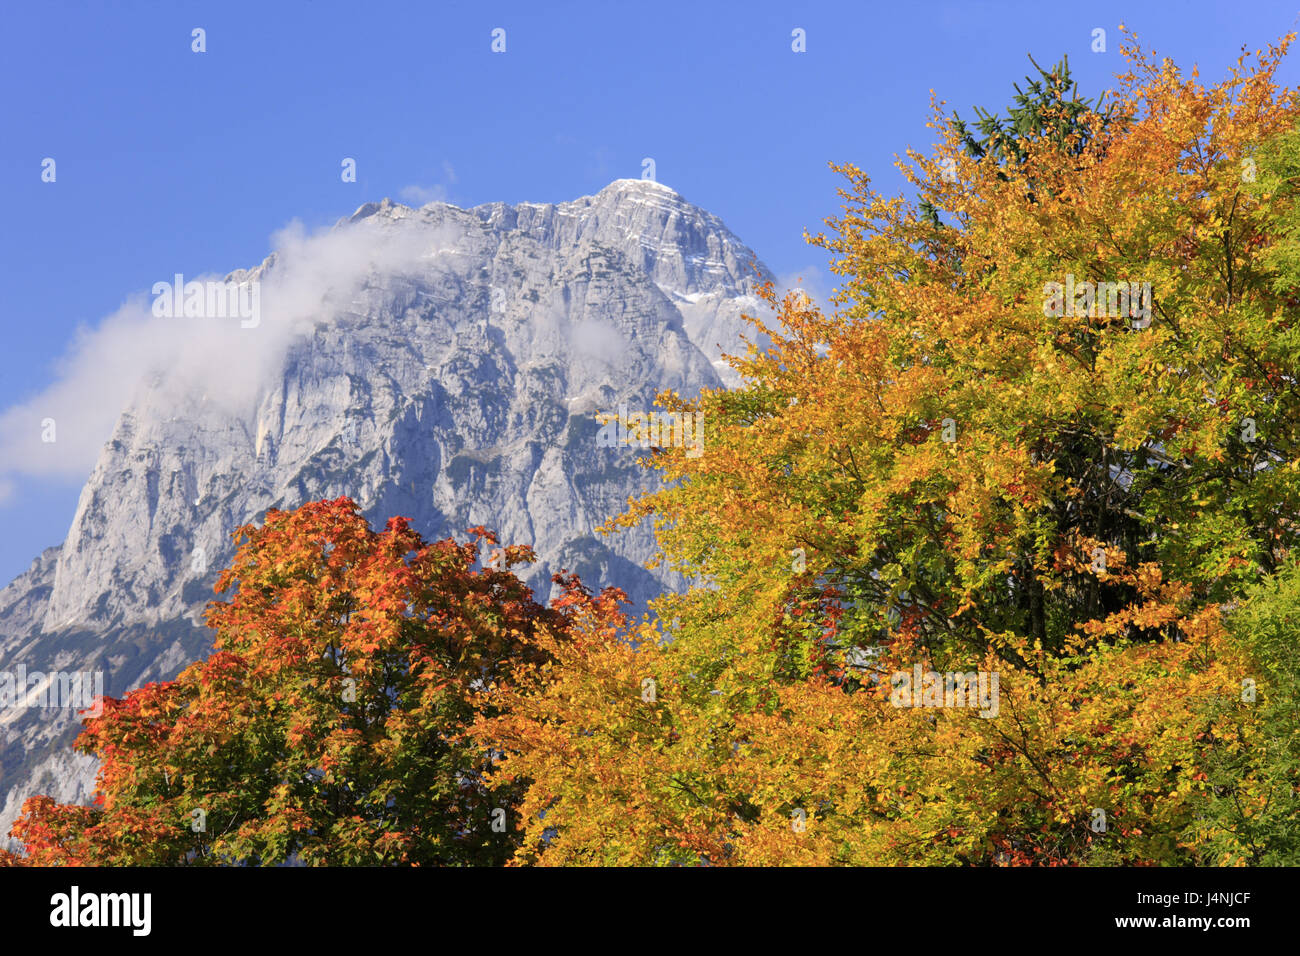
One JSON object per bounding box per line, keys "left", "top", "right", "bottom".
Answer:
{"left": 477, "top": 30, "right": 1300, "bottom": 865}
{"left": 1191, "top": 556, "right": 1300, "bottom": 864}
{"left": 1191, "top": 120, "right": 1300, "bottom": 863}
{"left": 5, "top": 497, "right": 615, "bottom": 866}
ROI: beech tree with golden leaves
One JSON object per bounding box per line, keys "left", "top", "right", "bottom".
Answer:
{"left": 476, "top": 30, "right": 1300, "bottom": 866}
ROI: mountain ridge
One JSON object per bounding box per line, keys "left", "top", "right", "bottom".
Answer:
{"left": 0, "top": 179, "right": 774, "bottom": 846}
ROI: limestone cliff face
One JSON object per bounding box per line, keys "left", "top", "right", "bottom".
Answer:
{"left": 0, "top": 179, "right": 773, "bottom": 844}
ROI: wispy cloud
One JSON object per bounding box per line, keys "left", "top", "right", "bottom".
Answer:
{"left": 777, "top": 266, "right": 834, "bottom": 315}
{"left": 399, "top": 161, "right": 458, "bottom": 206}
{"left": 399, "top": 184, "right": 450, "bottom": 205}
{"left": 0, "top": 212, "right": 464, "bottom": 487}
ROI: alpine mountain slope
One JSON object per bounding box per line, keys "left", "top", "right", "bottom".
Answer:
{"left": 0, "top": 179, "right": 774, "bottom": 844}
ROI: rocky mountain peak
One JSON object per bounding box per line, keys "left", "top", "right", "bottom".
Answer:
{"left": 0, "top": 181, "right": 775, "bottom": 845}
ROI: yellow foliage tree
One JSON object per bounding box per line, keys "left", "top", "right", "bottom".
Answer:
{"left": 476, "top": 30, "right": 1300, "bottom": 865}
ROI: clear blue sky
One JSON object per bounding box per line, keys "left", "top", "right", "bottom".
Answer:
{"left": 2, "top": 0, "right": 1298, "bottom": 586}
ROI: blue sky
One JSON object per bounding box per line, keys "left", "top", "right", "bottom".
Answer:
{"left": 1, "top": 0, "right": 1298, "bottom": 585}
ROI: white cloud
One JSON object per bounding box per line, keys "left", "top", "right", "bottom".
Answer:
{"left": 777, "top": 266, "right": 835, "bottom": 315}
{"left": 399, "top": 183, "right": 450, "bottom": 205}
{"left": 571, "top": 317, "right": 627, "bottom": 366}
{"left": 0, "top": 212, "right": 463, "bottom": 485}
{"left": 399, "top": 161, "right": 457, "bottom": 206}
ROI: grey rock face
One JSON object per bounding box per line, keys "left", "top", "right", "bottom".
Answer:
{"left": 0, "top": 179, "right": 773, "bottom": 847}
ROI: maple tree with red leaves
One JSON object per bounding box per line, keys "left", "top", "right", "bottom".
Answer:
{"left": 1, "top": 497, "right": 624, "bottom": 866}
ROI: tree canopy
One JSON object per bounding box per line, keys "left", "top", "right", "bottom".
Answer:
{"left": 3, "top": 498, "right": 623, "bottom": 866}
{"left": 476, "top": 29, "right": 1300, "bottom": 865}
{"left": 8, "top": 29, "right": 1300, "bottom": 867}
